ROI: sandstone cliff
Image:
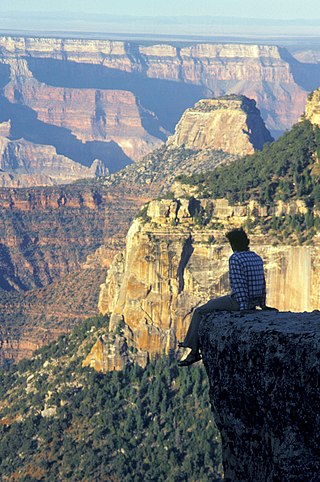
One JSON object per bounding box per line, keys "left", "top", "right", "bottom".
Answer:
{"left": 0, "top": 35, "right": 311, "bottom": 147}
{"left": 200, "top": 311, "right": 320, "bottom": 481}
{"left": 4, "top": 60, "right": 163, "bottom": 162}
{"left": 92, "top": 195, "right": 320, "bottom": 370}
{"left": 0, "top": 136, "right": 107, "bottom": 187}
{"left": 304, "top": 87, "right": 320, "bottom": 126}
{"left": 103, "top": 94, "right": 273, "bottom": 197}
{"left": 0, "top": 36, "right": 313, "bottom": 186}
{"left": 166, "top": 95, "right": 273, "bottom": 156}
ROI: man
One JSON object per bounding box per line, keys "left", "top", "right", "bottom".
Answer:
{"left": 178, "top": 227, "right": 274, "bottom": 367}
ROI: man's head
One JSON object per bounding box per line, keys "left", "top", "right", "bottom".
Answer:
{"left": 226, "top": 228, "right": 249, "bottom": 252}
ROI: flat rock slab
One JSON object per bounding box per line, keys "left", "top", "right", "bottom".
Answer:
{"left": 199, "top": 310, "right": 320, "bottom": 482}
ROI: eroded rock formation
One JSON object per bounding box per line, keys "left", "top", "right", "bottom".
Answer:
{"left": 200, "top": 310, "right": 320, "bottom": 481}
{"left": 0, "top": 136, "right": 107, "bottom": 187}
{"left": 95, "top": 195, "right": 320, "bottom": 369}
{"left": 167, "top": 95, "right": 273, "bottom": 156}
{"left": 0, "top": 35, "right": 311, "bottom": 151}
{"left": 4, "top": 64, "right": 163, "bottom": 162}
{"left": 0, "top": 35, "right": 314, "bottom": 185}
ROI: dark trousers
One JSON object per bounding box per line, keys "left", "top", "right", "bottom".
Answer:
{"left": 182, "top": 295, "right": 240, "bottom": 351}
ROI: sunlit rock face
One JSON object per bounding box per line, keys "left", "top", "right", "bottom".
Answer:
{"left": 82, "top": 334, "right": 131, "bottom": 372}
{"left": 4, "top": 67, "right": 162, "bottom": 162}
{"left": 97, "top": 197, "right": 320, "bottom": 368}
{"left": 264, "top": 245, "right": 320, "bottom": 312}
{"left": 0, "top": 35, "right": 310, "bottom": 146}
{"left": 0, "top": 36, "right": 312, "bottom": 183}
{"left": 200, "top": 311, "right": 320, "bottom": 482}
{"left": 166, "top": 95, "right": 273, "bottom": 156}
{"left": 0, "top": 136, "right": 107, "bottom": 187}
{"left": 304, "top": 87, "right": 320, "bottom": 126}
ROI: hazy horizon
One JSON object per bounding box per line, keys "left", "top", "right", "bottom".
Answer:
{"left": 1, "top": 11, "right": 320, "bottom": 40}
{"left": 2, "top": 0, "right": 320, "bottom": 19}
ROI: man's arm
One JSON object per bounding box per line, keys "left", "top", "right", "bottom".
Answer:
{"left": 229, "top": 255, "right": 249, "bottom": 311}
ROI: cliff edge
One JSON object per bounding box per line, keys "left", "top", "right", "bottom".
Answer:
{"left": 199, "top": 310, "right": 320, "bottom": 482}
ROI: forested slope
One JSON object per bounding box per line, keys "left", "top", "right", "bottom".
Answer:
{"left": 0, "top": 315, "right": 222, "bottom": 482}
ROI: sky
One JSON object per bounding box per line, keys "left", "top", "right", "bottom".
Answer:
{"left": 1, "top": 0, "right": 320, "bottom": 20}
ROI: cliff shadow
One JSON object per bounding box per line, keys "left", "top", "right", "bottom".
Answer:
{"left": 26, "top": 58, "right": 207, "bottom": 136}
{"left": 279, "top": 47, "right": 320, "bottom": 91}
{"left": 0, "top": 243, "right": 28, "bottom": 291}
{"left": 0, "top": 96, "right": 132, "bottom": 173}
{"left": 177, "top": 236, "right": 194, "bottom": 294}
{"left": 0, "top": 63, "right": 10, "bottom": 89}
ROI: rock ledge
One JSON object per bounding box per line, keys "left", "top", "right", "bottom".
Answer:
{"left": 199, "top": 311, "right": 320, "bottom": 482}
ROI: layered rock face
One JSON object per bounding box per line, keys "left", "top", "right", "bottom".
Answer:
{"left": 167, "top": 95, "right": 273, "bottom": 156}
{"left": 103, "top": 95, "right": 273, "bottom": 200}
{"left": 95, "top": 195, "right": 320, "bottom": 368}
{"left": 0, "top": 36, "right": 313, "bottom": 185}
{"left": 200, "top": 311, "right": 320, "bottom": 481}
{"left": 4, "top": 68, "right": 162, "bottom": 162}
{"left": 0, "top": 36, "right": 311, "bottom": 149}
{"left": 0, "top": 183, "right": 144, "bottom": 291}
{"left": 0, "top": 136, "right": 106, "bottom": 187}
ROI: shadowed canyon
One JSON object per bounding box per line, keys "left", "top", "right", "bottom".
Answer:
{"left": 0, "top": 36, "right": 319, "bottom": 186}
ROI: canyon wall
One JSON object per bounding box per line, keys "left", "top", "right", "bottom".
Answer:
{"left": 105, "top": 94, "right": 273, "bottom": 199}
{"left": 200, "top": 310, "right": 320, "bottom": 481}
{"left": 92, "top": 196, "right": 320, "bottom": 370}
{"left": 0, "top": 267, "right": 107, "bottom": 364}
{"left": 0, "top": 136, "right": 107, "bottom": 187}
{"left": 4, "top": 59, "right": 163, "bottom": 162}
{"left": 0, "top": 183, "right": 144, "bottom": 291}
{"left": 0, "top": 37, "right": 313, "bottom": 175}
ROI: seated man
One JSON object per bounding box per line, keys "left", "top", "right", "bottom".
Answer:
{"left": 178, "top": 227, "right": 273, "bottom": 367}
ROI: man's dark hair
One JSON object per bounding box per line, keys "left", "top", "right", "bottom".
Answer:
{"left": 226, "top": 228, "right": 249, "bottom": 251}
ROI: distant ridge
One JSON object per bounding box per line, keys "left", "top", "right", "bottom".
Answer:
{"left": 1, "top": 12, "right": 320, "bottom": 37}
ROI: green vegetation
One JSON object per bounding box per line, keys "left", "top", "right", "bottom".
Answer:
{"left": 177, "top": 120, "right": 320, "bottom": 207}
{"left": 0, "top": 316, "right": 222, "bottom": 482}
{"left": 176, "top": 120, "right": 320, "bottom": 242}
{"left": 259, "top": 212, "right": 320, "bottom": 244}
{"left": 136, "top": 204, "right": 151, "bottom": 223}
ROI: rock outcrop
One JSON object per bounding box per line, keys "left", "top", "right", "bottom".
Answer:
{"left": 167, "top": 95, "right": 273, "bottom": 156}
{"left": 0, "top": 136, "right": 107, "bottom": 187}
{"left": 200, "top": 310, "right": 320, "bottom": 481}
{"left": 0, "top": 36, "right": 313, "bottom": 185}
{"left": 103, "top": 94, "right": 273, "bottom": 198}
{"left": 0, "top": 35, "right": 311, "bottom": 151}
{"left": 95, "top": 195, "right": 320, "bottom": 369}
{"left": 304, "top": 88, "right": 320, "bottom": 126}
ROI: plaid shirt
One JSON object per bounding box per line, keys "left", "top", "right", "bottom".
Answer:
{"left": 229, "top": 250, "right": 266, "bottom": 311}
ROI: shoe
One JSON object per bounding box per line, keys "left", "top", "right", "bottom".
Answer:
{"left": 178, "top": 352, "right": 202, "bottom": 367}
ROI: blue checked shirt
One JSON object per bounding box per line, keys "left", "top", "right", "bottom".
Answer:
{"left": 229, "top": 250, "right": 266, "bottom": 311}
